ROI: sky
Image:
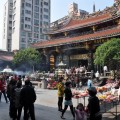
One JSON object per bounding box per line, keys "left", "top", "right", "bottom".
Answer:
{"left": 0, "top": 0, "right": 114, "bottom": 49}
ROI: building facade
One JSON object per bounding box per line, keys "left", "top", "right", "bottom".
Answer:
{"left": 2, "top": 0, "right": 13, "bottom": 52}
{"left": 2, "top": 0, "right": 51, "bottom": 51}
{"left": 32, "top": 1, "right": 120, "bottom": 72}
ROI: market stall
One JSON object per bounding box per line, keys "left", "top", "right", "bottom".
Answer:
{"left": 72, "top": 86, "right": 120, "bottom": 120}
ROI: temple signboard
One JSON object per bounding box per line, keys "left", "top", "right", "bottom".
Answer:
{"left": 70, "top": 54, "right": 88, "bottom": 60}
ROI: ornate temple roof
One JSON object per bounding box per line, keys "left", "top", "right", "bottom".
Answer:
{"left": 32, "top": 27, "right": 120, "bottom": 48}
{"left": 32, "top": 1, "right": 120, "bottom": 49}
{"left": 50, "top": 13, "right": 111, "bottom": 33}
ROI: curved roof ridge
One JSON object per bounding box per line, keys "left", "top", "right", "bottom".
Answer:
{"left": 32, "top": 27, "right": 120, "bottom": 48}
{"left": 55, "top": 13, "right": 111, "bottom": 32}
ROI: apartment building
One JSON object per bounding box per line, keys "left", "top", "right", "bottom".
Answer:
{"left": 2, "top": 0, "right": 13, "bottom": 51}
{"left": 2, "top": 0, "right": 51, "bottom": 51}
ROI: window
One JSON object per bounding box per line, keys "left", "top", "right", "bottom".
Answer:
{"left": 9, "top": 21, "right": 12, "bottom": 24}
{"left": 44, "top": 2, "right": 48, "bottom": 6}
{"left": 44, "top": 8, "right": 48, "bottom": 12}
{"left": 40, "top": 28, "right": 42, "bottom": 33}
{"left": 28, "top": 38, "right": 32, "bottom": 42}
{"left": 44, "top": 15, "right": 48, "bottom": 19}
{"left": 21, "top": 24, "right": 24, "bottom": 30}
{"left": 25, "top": 10, "right": 31, "bottom": 14}
{"left": 40, "top": 35, "right": 44, "bottom": 39}
{"left": 44, "top": 21, "right": 48, "bottom": 25}
{"left": 25, "top": 24, "right": 31, "bottom": 29}
{"left": 21, "top": 38, "right": 26, "bottom": 42}
{"left": 41, "top": 2, "right": 43, "bottom": 7}
{"left": 34, "top": 27, "right": 39, "bottom": 32}
{"left": 26, "top": 3, "right": 31, "bottom": 7}
{"left": 21, "top": 18, "right": 24, "bottom": 23}
{"left": 34, "top": 19, "right": 39, "bottom": 25}
{"left": 34, "top": 6, "right": 39, "bottom": 12}
{"left": 28, "top": 33, "right": 32, "bottom": 37}
{"left": 34, "top": 33, "right": 39, "bottom": 38}
{"left": 8, "top": 39, "right": 11, "bottom": 43}
{"left": 21, "top": 32, "right": 26, "bottom": 36}
{"left": 9, "top": 27, "right": 12, "bottom": 30}
{"left": 21, "top": 10, "right": 24, "bottom": 15}
{"left": 20, "top": 44, "right": 26, "bottom": 49}
{"left": 9, "top": 15, "right": 12, "bottom": 18}
{"left": 41, "top": 8, "right": 43, "bottom": 13}
{"left": 40, "top": 21, "right": 42, "bottom": 26}
{"left": 25, "top": 17, "right": 31, "bottom": 21}
{"left": 40, "top": 15, "right": 42, "bottom": 20}
{"left": 34, "top": 13, "right": 39, "bottom": 19}
{"left": 35, "top": 0, "right": 39, "bottom": 5}
{"left": 9, "top": 33, "right": 11, "bottom": 37}
{"left": 22, "top": 3, "right": 24, "bottom": 8}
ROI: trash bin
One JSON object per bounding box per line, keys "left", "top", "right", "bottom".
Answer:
{"left": 41, "top": 79, "right": 47, "bottom": 89}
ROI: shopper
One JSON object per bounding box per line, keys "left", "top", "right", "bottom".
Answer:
{"left": 0, "top": 76, "right": 8, "bottom": 103}
{"left": 14, "top": 82, "right": 22, "bottom": 120}
{"left": 87, "top": 87, "right": 102, "bottom": 120}
{"left": 57, "top": 77, "right": 64, "bottom": 112}
{"left": 61, "top": 82, "right": 75, "bottom": 119}
{"left": 20, "top": 80, "right": 36, "bottom": 120}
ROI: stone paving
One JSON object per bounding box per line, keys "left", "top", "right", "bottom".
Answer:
{"left": 0, "top": 88, "right": 120, "bottom": 120}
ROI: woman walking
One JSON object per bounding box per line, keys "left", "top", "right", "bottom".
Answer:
{"left": 61, "top": 81, "right": 75, "bottom": 119}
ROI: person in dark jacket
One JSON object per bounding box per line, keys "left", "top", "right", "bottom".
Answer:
{"left": 61, "top": 82, "right": 75, "bottom": 119}
{"left": 20, "top": 80, "right": 36, "bottom": 120}
{"left": 87, "top": 87, "right": 102, "bottom": 120}
{"left": 7, "top": 79, "right": 17, "bottom": 119}
{"left": 14, "top": 82, "right": 22, "bottom": 120}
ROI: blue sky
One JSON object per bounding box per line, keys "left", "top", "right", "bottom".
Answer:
{"left": 0, "top": 0, "right": 114, "bottom": 49}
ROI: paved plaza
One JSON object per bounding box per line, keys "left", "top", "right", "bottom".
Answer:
{"left": 0, "top": 88, "right": 120, "bottom": 120}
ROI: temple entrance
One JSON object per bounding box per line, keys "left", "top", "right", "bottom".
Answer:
{"left": 78, "top": 60, "right": 88, "bottom": 67}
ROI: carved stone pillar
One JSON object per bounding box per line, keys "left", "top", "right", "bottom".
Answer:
{"left": 88, "top": 50, "right": 94, "bottom": 72}
{"left": 84, "top": 42, "right": 94, "bottom": 71}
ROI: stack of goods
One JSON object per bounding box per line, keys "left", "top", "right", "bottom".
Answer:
{"left": 96, "top": 86, "right": 107, "bottom": 93}
{"left": 98, "top": 91, "right": 118, "bottom": 102}
{"left": 72, "top": 89, "right": 88, "bottom": 99}
{"left": 47, "top": 80, "right": 58, "bottom": 89}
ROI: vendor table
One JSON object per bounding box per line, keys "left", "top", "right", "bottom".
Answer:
{"left": 100, "top": 100, "right": 120, "bottom": 120}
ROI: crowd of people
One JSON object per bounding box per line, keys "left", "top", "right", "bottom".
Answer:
{"left": 0, "top": 71, "right": 119, "bottom": 120}
{"left": 0, "top": 74, "right": 36, "bottom": 120}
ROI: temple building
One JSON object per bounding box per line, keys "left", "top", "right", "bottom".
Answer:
{"left": 31, "top": 1, "right": 120, "bottom": 71}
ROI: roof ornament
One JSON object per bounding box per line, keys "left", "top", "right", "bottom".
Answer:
{"left": 93, "top": 2, "right": 96, "bottom": 13}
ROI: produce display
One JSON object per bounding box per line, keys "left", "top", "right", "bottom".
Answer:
{"left": 98, "top": 93, "right": 118, "bottom": 102}
{"left": 72, "top": 89, "right": 88, "bottom": 99}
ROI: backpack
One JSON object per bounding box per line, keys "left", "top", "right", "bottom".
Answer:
{"left": 15, "top": 88, "right": 21, "bottom": 108}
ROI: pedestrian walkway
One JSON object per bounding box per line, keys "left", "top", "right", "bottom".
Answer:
{"left": 0, "top": 88, "right": 120, "bottom": 120}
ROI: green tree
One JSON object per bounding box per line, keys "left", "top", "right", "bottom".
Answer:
{"left": 13, "top": 48, "right": 41, "bottom": 72}
{"left": 94, "top": 38, "right": 120, "bottom": 71}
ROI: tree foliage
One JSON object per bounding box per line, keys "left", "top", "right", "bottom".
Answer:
{"left": 13, "top": 48, "right": 41, "bottom": 71}
{"left": 94, "top": 38, "right": 120, "bottom": 70}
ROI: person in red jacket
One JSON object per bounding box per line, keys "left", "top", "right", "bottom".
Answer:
{"left": 0, "top": 76, "right": 8, "bottom": 103}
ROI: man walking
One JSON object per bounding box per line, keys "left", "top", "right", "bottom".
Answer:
{"left": 20, "top": 80, "right": 36, "bottom": 120}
